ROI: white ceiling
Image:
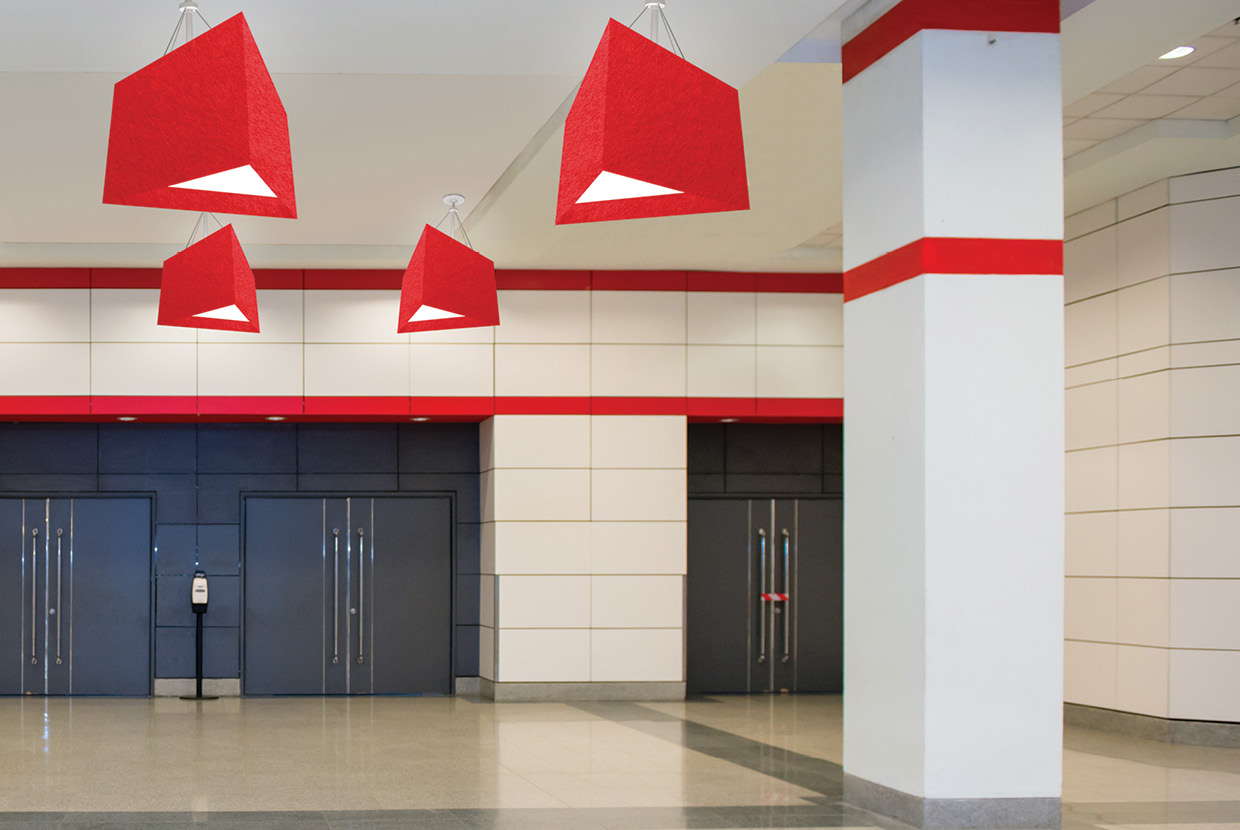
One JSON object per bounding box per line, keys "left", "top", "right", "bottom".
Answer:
{"left": 1, "top": 0, "right": 1239, "bottom": 271}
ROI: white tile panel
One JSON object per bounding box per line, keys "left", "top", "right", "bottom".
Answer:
{"left": 1171, "top": 437, "right": 1240, "bottom": 507}
{"left": 481, "top": 519, "right": 496, "bottom": 574}
{"left": 494, "top": 345, "right": 590, "bottom": 397}
{"left": 1170, "top": 269, "right": 1240, "bottom": 344}
{"left": 591, "top": 576, "right": 683, "bottom": 628}
{"left": 489, "top": 468, "right": 591, "bottom": 522}
{"left": 1170, "top": 166, "right": 1240, "bottom": 203}
{"left": 1171, "top": 579, "right": 1240, "bottom": 650}
{"left": 485, "top": 415, "right": 590, "bottom": 470}
{"left": 1065, "top": 360, "right": 1117, "bottom": 388}
{"left": 1116, "top": 578, "right": 1169, "bottom": 647}
{"left": 1118, "top": 441, "right": 1170, "bottom": 510}
{"left": 491, "top": 521, "right": 592, "bottom": 576}
{"left": 303, "top": 290, "right": 407, "bottom": 344}
{"left": 497, "top": 628, "right": 590, "bottom": 683}
{"left": 591, "top": 345, "right": 686, "bottom": 397}
{"left": 1117, "top": 509, "right": 1170, "bottom": 577}
{"left": 755, "top": 346, "right": 843, "bottom": 399}
{"left": 303, "top": 344, "right": 409, "bottom": 397}
{"left": 1117, "top": 347, "right": 1170, "bottom": 378}
{"left": 1117, "top": 179, "right": 1170, "bottom": 222}
{"left": 591, "top": 291, "right": 686, "bottom": 344}
{"left": 1169, "top": 649, "right": 1240, "bottom": 722}
{"left": 1065, "top": 380, "right": 1117, "bottom": 450}
{"left": 1065, "top": 201, "right": 1117, "bottom": 241}
{"left": 1170, "top": 365, "right": 1240, "bottom": 438}
{"left": 1064, "top": 226, "right": 1117, "bottom": 303}
{"left": 590, "top": 522, "right": 687, "bottom": 575}
{"left": 1065, "top": 512, "right": 1117, "bottom": 577}
{"left": 1116, "top": 209, "right": 1170, "bottom": 288}
{"left": 590, "top": 416, "right": 686, "bottom": 470}
{"left": 591, "top": 469, "right": 687, "bottom": 522}
{"left": 1171, "top": 340, "right": 1240, "bottom": 369}
{"left": 755, "top": 293, "right": 842, "bottom": 346}
{"left": 1169, "top": 197, "right": 1240, "bottom": 275}
{"left": 1065, "top": 295, "right": 1117, "bottom": 366}
{"left": 590, "top": 628, "right": 683, "bottom": 683}
{"left": 480, "top": 575, "right": 495, "bottom": 628}
{"left": 0, "top": 343, "right": 90, "bottom": 395}
{"left": 407, "top": 323, "right": 495, "bottom": 345}
{"left": 1117, "top": 279, "right": 1170, "bottom": 355}
{"left": 90, "top": 289, "right": 196, "bottom": 343}
{"left": 197, "top": 290, "right": 304, "bottom": 344}
{"left": 91, "top": 343, "right": 196, "bottom": 396}
{"left": 1064, "top": 577, "right": 1117, "bottom": 643}
{"left": 0, "top": 289, "right": 89, "bottom": 342}
{"left": 687, "top": 346, "right": 756, "bottom": 399}
{"left": 1117, "top": 372, "right": 1169, "bottom": 445}
{"left": 497, "top": 575, "right": 590, "bottom": 628}
{"left": 1064, "top": 640, "right": 1117, "bottom": 709}
{"left": 197, "top": 344, "right": 303, "bottom": 396}
{"left": 479, "top": 625, "right": 496, "bottom": 681}
{"left": 687, "top": 292, "right": 756, "bottom": 345}
{"left": 1116, "top": 645, "right": 1169, "bottom": 718}
{"left": 1172, "top": 508, "right": 1240, "bottom": 578}
{"left": 409, "top": 343, "right": 494, "bottom": 397}
{"left": 495, "top": 290, "right": 591, "bottom": 344}
{"left": 1065, "top": 447, "right": 1117, "bottom": 513}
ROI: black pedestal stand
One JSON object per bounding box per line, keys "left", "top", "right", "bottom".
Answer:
{"left": 180, "top": 609, "right": 219, "bottom": 701}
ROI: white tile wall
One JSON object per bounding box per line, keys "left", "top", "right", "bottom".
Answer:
{"left": 1172, "top": 508, "right": 1240, "bottom": 578}
{"left": 687, "top": 292, "right": 756, "bottom": 344}
{"left": 590, "top": 345, "right": 686, "bottom": 397}
{"left": 755, "top": 293, "right": 843, "bottom": 346}
{"left": 589, "top": 522, "right": 687, "bottom": 575}
{"left": 1065, "top": 295, "right": 1117, "bottom": 366}
{"left": 1065, "top": 512, "right": 1117, "bottom": 577}
{"left": 1117, "top": 347, "right": 1169, "bottom": 378}
{"left": 409, "top": 343, "right": 494, "bottom": 397}
{"left": 0, "top": 343, "right": 91, "bottom": 395}
{"left": 1171, "top": 365, "right": 1240, "bottom": 438}
{"left": 1065, "top": 201, "right": 1116, "bottom": 241}
{"left": 489, "top": 521, "right": 592, "bottom": 576}
{"left": 1116, "top": 578, "right": 1169, "bottom": 647}
{"left": 1170, "top": 166, "right": 1240, "bottom": 203}
{"left": 591, "top": 576, "right": 683, "bottom": 628}
{"left": 591, "top": 469, "right": 688, "bottom": 522}
{"left": 1065, "top": 577, "right": 1117, "bottom": 643}
{"left": 484, "top": 416, "right": 590, "bottom": 470}
{"left": 495, "top": 290, "right": 591, "bottom": 344}
{"left": 1171, "top": 437, "right": 1240, "bottom": 507}
{"left": 498, "top": 575, "right": 591, "bottom": 628}
{"left": 1116, "top": 373, "right": 1169, "bottom": 445}
{"left": 197, "top": 290, "right": 304, "bottom": 344}
{"left": 0, "top": 289, "right": 89, "bottom": 342}
{"left": 1169, "top": 197, "right": 1240, "bottom": 275}
{"left": 91, "top": 343, "right": 197, "bottom": 396}
{"left": 1065, "top": 359, "right": 1117, "bottom": 388}
{"left": 687, "top": 346, "right": 757, "bottom": 399}
{"left": 590, "top": 628, "right": 683, "bottom": 683}
{"left": 480, "top": 575, "right": 495, "bottom": 628}
{"left": 1116, "top": 279, "right": 1169, "bottom": 355}
{"left": 1171, "top": 340, "right": 1240, "bottom": 369}
{"left": 591, "top": 292, "right": 686, "bottom": 344}
{"left": 1117, "top": 179, "right": 1169, "bottom": 222}
{"left": 497, "top": 628, "right": 590, "bottom": 683}
{"left": 494, "top": 345, "right": 591, "bottom": 397}
{"left": 1116, "top": 645, "right": 1168, "bottom": 718}
{"left": 479, "top": 625, "right": 496, "bottom": 681}
{"left": 1170, "top": 580, "right": 1240, "bottom": 650}
{"left": 756, "top": 346, "right": 844, "bottom": 398}
{"left": 303, "top": 344, "right": 409, "bottom": 397}
{"left": 303, "top": 291, "right": 407, "bottom": 344}
{"left": 1170, "top": 268, "right": 1240, "bottom": 343}
{"left": 1064, "top": 639, "right": 1117, "bottom": 709}
{"left": 197, "top": 344, "right": 303, "bottom": 396}
{"left": 1066, "top": 381, "right": 1117, "bottom": 450}
{"left": 1169, "top": 649, "right": 1240, "bottom": 721}
{"left": 1064, "top": 226, "right": 1117, "bottom": 303}
{"left": 486, "top": 469, "right": 592, "bottom": 522}
{"left": 590, "top": 416, "right": 685, "bottom": 469}
{"left": 1117, "top": 441, "right": 1170, "bottom": 510}
{"left": 1116, "top": 209, "right": 1169, "bottom": 288}
{"left": 1117, "top": 509, "right": 1170, "bottom": 577}
{"left": 91, "top": 290, "right": 195, "bottom": 343}
{"left": 1065, "top": 447, "right": 1118, "bottom": 513}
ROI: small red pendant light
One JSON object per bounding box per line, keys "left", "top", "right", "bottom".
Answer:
{"left": 556, "top": 15, "right": 750, "bottom": 225}
{"left": 398, "top": 196, "right": 500, "bottom": 334}
{"left": 103, "top": 10, "right": 296, "bottom": 219}
{"left": 159, "top": 222, "right": 260, "bottom": 333}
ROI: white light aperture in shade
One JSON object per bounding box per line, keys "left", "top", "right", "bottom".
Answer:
{"left": 170, "top": 164, "right": 277, "bottom": 198}
{"left": 409, "top": 305, "right": 463, "bottom": 323}
{"left": 194, "top": 304, "right": 249, "bottom": 322}
{"left": 1159, "top": 46, "right": 1195, "bottom": 60}
{"left": 576, "top": 170, "right": 682, "bottom": 204}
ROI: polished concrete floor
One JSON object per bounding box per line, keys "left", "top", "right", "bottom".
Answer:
{"left": 0, "top": 694, "right": 1237, "bottom": 828}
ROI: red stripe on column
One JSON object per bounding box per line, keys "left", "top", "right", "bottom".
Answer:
{"left": 844, "top": 237, "right": 1062, "bottom": 302}
{"left": 842, "top": 0, "right": 1060, "bottom": 83}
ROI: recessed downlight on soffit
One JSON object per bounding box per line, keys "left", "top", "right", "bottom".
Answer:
{"left": 1159, "top": 46, "right": 1195, "bottom": 60}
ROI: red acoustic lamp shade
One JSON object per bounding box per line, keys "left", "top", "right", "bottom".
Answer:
{"left": 556, "top": 18, "right": 750, "bottom": 225}
{"left": 398, "top": 225, "right": 500, "bottom": 334}
{"left": 103, "top": 12, "right": 296, "bottom": 219}
{"left": 158, "top": 224, "right": 260, "bottom": 333}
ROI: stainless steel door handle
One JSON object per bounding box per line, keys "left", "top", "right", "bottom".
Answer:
{"left": 757, "top": 528, "right": 766, "bottom": 664}
{"left": 30, "top": 528, "right": 38, "bottom": 664}
{"left": 55, "top": 529, "right": 63, "bottom": 665}
{"left": 332, "top": 528, "right": 340, "bottom": 664}
{"left": 781, "top": 529, "right": 790, "bottom": 664}
{"left": 356, "top": 527, "right": 365, "bottom": 665}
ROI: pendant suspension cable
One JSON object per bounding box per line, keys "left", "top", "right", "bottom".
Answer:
{"left": 164, "top": 0, "right": 213, "bottom": 56}
{"left": 433, "top": 193, "right": 472, "bottom": 249}
{"left": 185, "top": 212, "right": 207, "bottom": 249}
{"left": 657, "top": 8, "right": 684, "bottom": 58}
{"left": 627, "top": 2, "right": 683, "bottom": 58}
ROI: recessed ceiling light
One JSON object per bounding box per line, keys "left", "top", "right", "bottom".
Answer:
{"left": 721, "top": 418, "right": 738, "bottom": 423}
{"left": 1159, "top": 46, "right": 1195, "bottom": 60}
{"left": 411, "top": 417, "right": 430, "bottom": 422}
{"left": 266, "top": 416, "right": 285, "bottom": 421}
{"left": 117, "top": 416, "right": 137, "bottom": 422}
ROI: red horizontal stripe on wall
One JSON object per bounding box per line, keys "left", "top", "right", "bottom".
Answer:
{"left": 592, "top": 398, "right": 687, "bottom": 415}
{"left": 593, "top": 271, "right": 688, "bottom": 291}
{"left": 0, "top": 269, "right": 91, "bottom": 289}
{"left": 198, "top": 397, "right": 304, "bottom": 416}
{"left": 304, "top": 270, "right": 403, "bottom": 290}
{"left": 0, "top": 396, "right": 91, "bottom": 416}
{"left": 844, "top": 237, "right": 1062, "bottom": 302}
{"left": 687, "top": 398, "right": 759, "bottom": 419}
{"left": 495, "top": 270, "right": 592, "bottom": 290}
{"left": 842, "top": 0, "right": 1060, "bottom": 83}
{"left": 411, "top": 397, "right": 495, "bottom": 418}
{"left": 494, "top": 397, "right": 593, "bottom": 415}
{"left": 304, "top": 397, "right": 410, "bottom": 416}
{"left": 91, "top": 269, "right": 162, "bottom": 289}
{"left": 254, "top": 270, "right": 304, "bottom": 290}
{"left": 92, "top": 396, "right": 197, "bottom": 415}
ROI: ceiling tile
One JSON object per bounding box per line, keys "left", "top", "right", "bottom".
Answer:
{"left": 1063, "top": 118, "right": 1145, "bottom": 141}
{"left": 1092, "top": 94, "right": 1199, "bottom": 119}
{"left": 1100, "top": 66, "right": 1177, "bottom": 95}
{"left": 1196, "top": 40, "right": 1240, "bottom": 70}
{"left": 1164, "top": 97, "right": 1240, "bottom": 120}
{"left": 1064, "top": 139, "right": 1100, "bottom": 157}
{"left": 1064, "top": 92, "right": 1126, "bottom": 118}
{"left": 1218, "top": 81, "right": 1240, "bottom": 97}
{"left": 1177, "top": 37, "right": 1238, "bottom": 64}
{"left": 1141, "top": 67, "right": 1240, "bottom": 97}
{"left": 1204, "top": 21, "right": 1240, "bottom": 39}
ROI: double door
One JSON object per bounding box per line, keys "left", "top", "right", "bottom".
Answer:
{"left": 0, "top": 497, "right": 152, "bottom": 696}
{"left": 687, "top": 498, "right": 842, "bottom": 694}
{"left": 243, "top": 496, "right": 452, "bottom": 695}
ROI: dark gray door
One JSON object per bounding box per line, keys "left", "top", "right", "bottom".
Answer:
{"left": 687, "top": 499, "right": 752, "bottom": 694}
{"left": 0, "top": 500, "right": 24, "bottom": 695}
{"left": 792, "top": 499, "right": 843, "bottom": 692}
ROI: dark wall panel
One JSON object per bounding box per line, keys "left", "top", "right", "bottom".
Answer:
{"left": 688, "top": 424, "right": 843, "bottom": 496}
{"left": 0, "top": 425, "right": 97, "bottom": 474}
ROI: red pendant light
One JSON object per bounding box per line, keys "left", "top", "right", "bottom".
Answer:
{"left": 103, "top": 12, "right": 296, "bottom": 219}
{"left": 158, "top": 223, "right": 260, "bottom": 333}
{"left": 556, "top": 17, "right": 750, "bottom": 225}
{"left": 398, "top": 222, "right": 499, "bottom": 335}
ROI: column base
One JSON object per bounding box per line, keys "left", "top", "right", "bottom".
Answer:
{"left": 1066, "top": 703, "right": 1240, "bottom": 747}
{"left": 454, "top": 676, "right": 481, "bottom": 695}
{"left": 843, "top": 774, "right": 1060, "bottom": 829}
{"left": 153, "top": 678, "right": 240, "bottom": 697}
{"left": 479, "top": 679, "right": 685, "bottom": 702}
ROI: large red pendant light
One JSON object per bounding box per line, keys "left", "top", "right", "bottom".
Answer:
{"left": 103, "top": 11, "right": 296, "bottom": 219}
{"left": 398, "top": 196, "right": 499, "bottom": 334}
{"left": 158, "top": 223, "right": 260, "bottom": 333}
{"left": 556, "top": 16, "right": 750, "bottom": 225}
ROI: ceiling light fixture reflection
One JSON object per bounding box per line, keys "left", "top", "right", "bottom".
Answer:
{"left": 1159, "top": 46, "right": 1195, "bottom": 60}
{"left": 118, "top": 417, "right": 138, "bottom": 422}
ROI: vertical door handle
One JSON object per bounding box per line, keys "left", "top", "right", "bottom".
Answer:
{"left": 757, "top": 528, "right": 766, "bottom": 664}
{"left": 332, "top": 528, "right": 340, "bottom": 664}
{"left": 30, "top": 528, "right": 38, "bottom": 664}
{"left": 781, "top": 529, "right": 791, "bottom": 664}
{"left": 356, "top": 527, "right": 365, "bottom": 664}
{"left": 55, "top": 529, "right": 63, "bottom": 665}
